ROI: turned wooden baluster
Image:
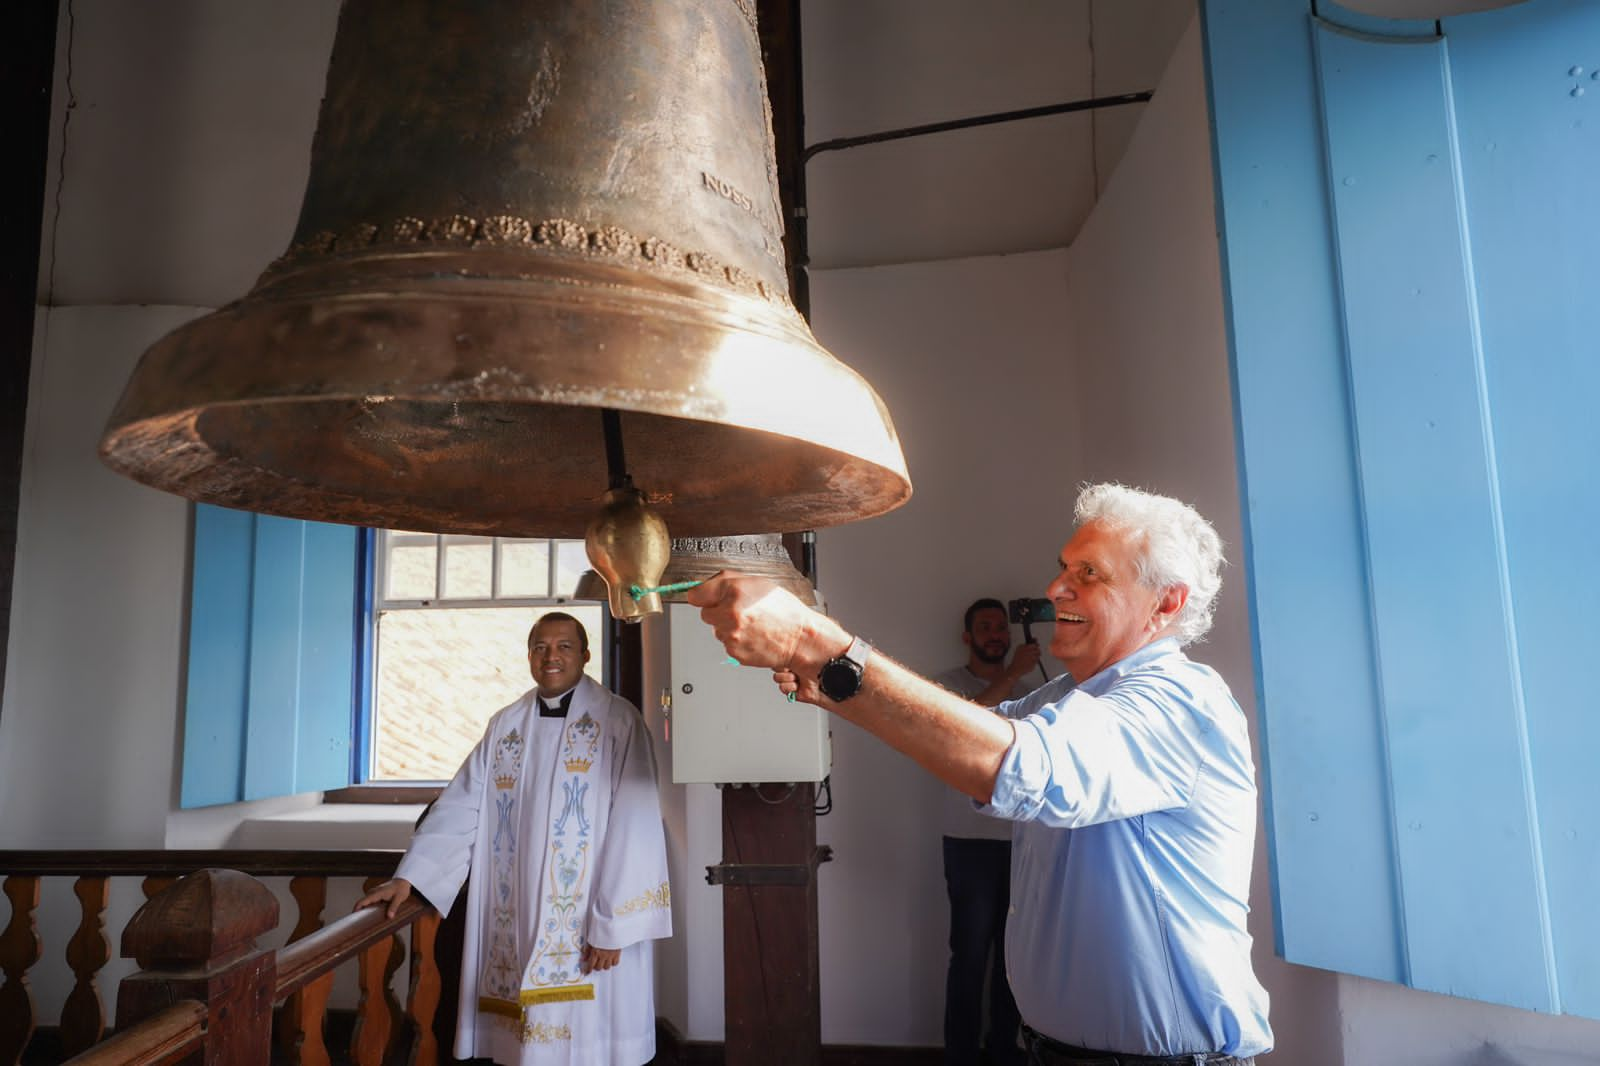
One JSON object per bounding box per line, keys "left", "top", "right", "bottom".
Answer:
{"left": 277, "top": 875, "right": 329, "bottom": 1064}
{"left": 406, "top": 910, "right": 443, "bottom": 1066}
{"left": 0, "top": 875, "right": 42, "bottom": 1066}
{"left": 59, "top": 876, "right": 111, "bottom": 1057}
{"left": 350, "top": 876, "right": 406, "bottom": 1066}
{"left": 290, "top": 971, "right": 335, "bottom": 1066}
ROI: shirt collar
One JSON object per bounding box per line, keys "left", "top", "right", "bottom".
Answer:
{"left": 1077, "top": 636, "right": 1184, "bottom": 695}
{"left": 538, "top": 684, "right": 579, "bottom": 716}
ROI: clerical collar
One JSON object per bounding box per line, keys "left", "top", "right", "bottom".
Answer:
{"left": 539, "top": 688, "right": 576, "bottom": 718}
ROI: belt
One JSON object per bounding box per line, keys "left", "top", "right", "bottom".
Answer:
{"left": 1021, "top": 1025, "right": 1252, "bottom": 1066}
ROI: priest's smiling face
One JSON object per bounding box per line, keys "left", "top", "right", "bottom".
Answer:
{"left": 528, "top": 617, "right": 590, "bottom": 698}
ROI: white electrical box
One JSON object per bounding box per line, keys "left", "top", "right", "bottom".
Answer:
{"left": 663, "top": 603, "right": 831, "bottom": 784}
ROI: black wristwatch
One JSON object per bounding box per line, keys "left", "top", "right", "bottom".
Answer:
{"left": 817, "top": 636, "right": 872, "bottom": 702}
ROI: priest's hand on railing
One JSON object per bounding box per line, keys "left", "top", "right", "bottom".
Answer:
{"left": 580, "top": 944, "right": 621, "bottom": 974}
{"left": 354, "top": 877, "right": 413, "bottom": 918}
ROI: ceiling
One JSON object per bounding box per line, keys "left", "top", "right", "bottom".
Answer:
{"left": 798, "top": 0, "right": 1196, "bottom": 269}
{"left": 42, "top": 1, "right": 1519, "bottom": 304}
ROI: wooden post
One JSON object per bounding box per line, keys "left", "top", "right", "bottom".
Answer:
{"left": 116, "top": 869, "right": 280, "bottom": 1065}
{"left": 715, "top": 783, "right": 825, "bottom": 1066}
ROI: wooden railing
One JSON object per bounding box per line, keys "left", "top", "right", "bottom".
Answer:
{"left": 0, "top": 851, "right": 448, "bottom": 1065}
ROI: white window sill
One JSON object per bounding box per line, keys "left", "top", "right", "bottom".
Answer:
{"left": 225, "top": 801, "right": 428, "bottom": 851}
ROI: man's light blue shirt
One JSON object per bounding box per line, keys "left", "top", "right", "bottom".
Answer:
{"left": 983, "top": 638, "right": 1273, "bottom": 1058}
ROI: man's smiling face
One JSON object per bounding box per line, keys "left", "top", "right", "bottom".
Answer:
{"left": 528, "top": 617, "right": 589, "bottom": 698}
{"left": 1046, "top": 521, "right": 1175, "bottom": 681}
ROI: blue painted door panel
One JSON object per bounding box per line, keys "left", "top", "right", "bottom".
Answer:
{"left": 1444, "top": 2, "right": 1600, "bottom": 1019}
{"left": 1205, "top": 0, "right": 1600, "bottom": 1017}
{"left": 181, "top": 505, "right": 256, "bottom": 808}
{"left": 1203, "top": 0, "right": 1407, "bottom": 990}
{"left": 1316, "top": 23, "right": 1553, "bottom": 1010}
{"left": 181, "top": 506, "right": 359, "bottom": 807}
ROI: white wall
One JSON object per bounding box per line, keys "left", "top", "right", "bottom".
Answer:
{"left": 805, "top": 251, "right": 1075, "bottom": 1044}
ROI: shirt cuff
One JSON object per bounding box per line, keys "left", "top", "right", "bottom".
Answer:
{"left": 981, "top": 715, "right": 1050, "bottom": 820}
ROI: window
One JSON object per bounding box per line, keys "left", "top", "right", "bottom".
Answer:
{"left": 364, "top": 532, "right": 605, "bottom": 782}
{"left": 179, "top": 511, "right": 609, "bottom": 805}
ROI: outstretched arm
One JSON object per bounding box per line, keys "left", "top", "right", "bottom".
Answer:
{"left": 686, "top": 574, "right": 1015, "bottom": 802}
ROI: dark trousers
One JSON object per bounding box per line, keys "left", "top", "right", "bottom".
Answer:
{"left": 944, "top": 836, "right": 1022, "bottom": 1066}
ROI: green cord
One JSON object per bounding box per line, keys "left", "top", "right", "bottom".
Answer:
{"left": 628, "top": 578, "right": 706, "bottom": 600}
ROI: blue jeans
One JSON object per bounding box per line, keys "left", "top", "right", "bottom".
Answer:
{"left": 944, "top": 836, "right": 1023, "bottom": 1066}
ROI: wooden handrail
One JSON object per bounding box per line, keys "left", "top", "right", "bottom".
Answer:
{"left": 59, "top": 1001, "right": 205, "bottom": 1066}
{"left": 275, "top": 894, "right": 430, "bottom": 998}
{"left": 0, "top": 849, "right": 402, "bottom": 878}
{"left": 2, "top": 855, "right": 451, "bottom": 1066}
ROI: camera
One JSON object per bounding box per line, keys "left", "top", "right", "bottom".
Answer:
{"left": 1007, "top": 597, "right": 1054, "bottom": 625}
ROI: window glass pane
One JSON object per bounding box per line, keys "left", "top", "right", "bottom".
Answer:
{"left": 441, "top": 537, "right": 493, "bottom": 600}
{"left": 498, "top": 540, "right": 550, "bottom": 598}
{"left": 385, "top": 536, "right": 437, "bottom": 601}
{"left": 554, "top": 540, "right": 590, "bottom": 596}
{"left": 370, "top": 604, "right": 606, "bottom": 781}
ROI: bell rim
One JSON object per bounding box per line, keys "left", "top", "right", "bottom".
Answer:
{"left": 98, "top": 252, "right": 912, "bottom": 539}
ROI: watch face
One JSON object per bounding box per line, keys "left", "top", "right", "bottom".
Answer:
{"left": 819, "top": 658, "right": 861, "bottom": 700}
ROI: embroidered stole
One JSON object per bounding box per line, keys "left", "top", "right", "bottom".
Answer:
{"left": 477, "top": 694, "right": 605, "bottom": 1029}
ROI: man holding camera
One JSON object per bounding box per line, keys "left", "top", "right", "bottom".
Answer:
{"left": 687, "top": 483, "right": 1271, "bottom": 1064}
{"left": 933, "top": 598, "right": 1041, "bottom": 1066}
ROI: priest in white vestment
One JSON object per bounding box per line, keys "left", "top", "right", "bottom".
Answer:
{"left": 358, "top": 612, "right": 673, "bottom": 1066}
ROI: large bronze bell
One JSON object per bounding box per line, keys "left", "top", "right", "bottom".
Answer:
{"left": 99, "top": 0, "right": 910, "bottom": 538}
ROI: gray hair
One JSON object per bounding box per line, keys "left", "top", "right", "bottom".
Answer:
{"left": 1073, "top": 482, "right": 1225, "bottom": 645}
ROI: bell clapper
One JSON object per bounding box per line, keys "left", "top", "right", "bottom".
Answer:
{"left": 584, "top": 410, "right": 673, "bottom": 621}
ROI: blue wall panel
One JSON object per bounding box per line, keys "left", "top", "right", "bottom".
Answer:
{"left": 243, "top": 516, "right": 306, "bottom": 800}
{"left": 182, "top": 506, "right": 359, "bottom": 807}
{"left": 1205, "top": 0, "right": 1600, "bottom": 1017}
{"left": 295, "top": 521, "right": 359, "bottom": 793}
{"left": 1444, "top": 0, "right": 1600, "bottom": 1019}
{"left": 181, "top": 505, "right": 256, "bottom": 807}
{"left": 1202, "top": 0, "right": 1405, "bottom": 987}
{"left": 1315, "top": 24, "right": 1552, "bottom": 1010}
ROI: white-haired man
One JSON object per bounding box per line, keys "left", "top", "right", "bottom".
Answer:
{"left": 687, "top": 484, "right": 1272, "bottom": 1065}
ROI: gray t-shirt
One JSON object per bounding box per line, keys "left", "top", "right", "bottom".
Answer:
{"left": 934, "top": 664, "right": 1038, "bottom": 841}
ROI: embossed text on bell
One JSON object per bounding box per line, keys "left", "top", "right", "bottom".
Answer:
{"left": 97, "top": 0, "right": 911, "bottom": 538}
